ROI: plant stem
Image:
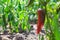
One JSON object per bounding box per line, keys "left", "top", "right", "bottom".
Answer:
{"left": 38, "top": 34, "right": 40, "bottom": 40}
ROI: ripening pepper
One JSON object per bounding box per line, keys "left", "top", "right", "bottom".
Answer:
{"left": 37, "top": 8, "right": 45, "bottom": 34}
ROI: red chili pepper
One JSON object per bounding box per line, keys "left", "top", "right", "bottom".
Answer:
{"left": 37, "top": 8, "right": 45, "bottom": 34}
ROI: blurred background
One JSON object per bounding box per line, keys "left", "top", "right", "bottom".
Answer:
{"left": 0, "top": 0, "right": 60, "bottom": 40}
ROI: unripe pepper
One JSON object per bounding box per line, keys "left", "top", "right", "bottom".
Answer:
{"left": 2, "top": 14, "right": 7, "bottom": 29}
{"left": 37, "top": 8, "right": 45, "bottom": 34}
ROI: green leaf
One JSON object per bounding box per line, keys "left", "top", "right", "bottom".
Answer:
{"left": 25, "top": 0, "right": 35, "bottom": 7}
{"left": 52, "top": 14, "right": 60, "bottom": 40}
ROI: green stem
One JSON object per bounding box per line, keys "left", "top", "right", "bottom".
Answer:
{"left": 45, "top": 3, "right": 55, "bottom": 40}
{"left": 38, "top": 34, "right": 40, "bottom": 40}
